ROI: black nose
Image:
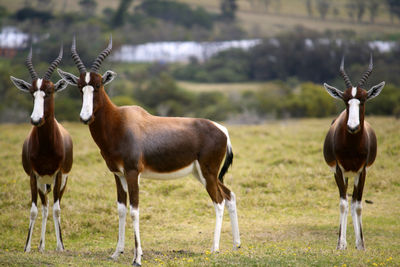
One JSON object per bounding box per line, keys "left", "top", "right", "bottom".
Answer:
{"left": 80, "top": 117, "right": 91, "bottom": 125}
{"left": 31, "top": 118, "right": 42, "bottom": 126}
{"left": 347, "top": 126, "right": 359, "bottom": 134}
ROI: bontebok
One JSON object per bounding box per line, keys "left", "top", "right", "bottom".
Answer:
{"left": 10, "top": 46, "right": 72, "bottom": 252}
{"left": 323, "top": 56, "right": 385, "bottom": 250}
{"left": 58, "top": 37, "right": 240, "bottom": 266}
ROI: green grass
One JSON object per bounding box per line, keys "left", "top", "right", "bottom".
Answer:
{"left": 0, "top": 117, "right": 399, "bottom": 266}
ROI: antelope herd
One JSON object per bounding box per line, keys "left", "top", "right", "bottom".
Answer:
{"left": 10, "top": 37, "right": 386, "bottom": 265}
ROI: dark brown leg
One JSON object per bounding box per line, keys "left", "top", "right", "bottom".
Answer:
{"left": 53, "top": 172, "right": 64, "bottom": 251}
{"left": 38, "top": 187, "right": 48, "bottom": 252}
{"left": 126, "top": 170, "right": 142, "bottom": 266}
{"left": 111, "top": 174, "right": 128, "bottom": 260}
{"left": 351, "top": 168, "right": 366, "bottom": 250}
{"left": 334, "top": 165, "right": 348, "bottom": 250}
{"left": 24, "top": 173, "right": 38, "bottom": 252}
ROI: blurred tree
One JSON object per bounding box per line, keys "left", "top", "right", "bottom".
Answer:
{"left": 220, "top": 0, "right": 237, "bottom": 21}
{"left": 306, "top": 0, "right": 313, "bottom": 17}
{"left": 14, "top": 7, "right": 53, "bottom": 23}
{"left": 332, "top": 7, "right": 340, "bottom": 18}
{"left": 346, "top": 2, "right": 356, "bottom": 22}
{"left": 367, "top": 0, "right": 380, "bottom": 23}
{"left": 111, "top": 0, "right": 133, "bottom": 28}
{"left": 316, "top": 0, "right": 330, "bottom": 20}
{"left": 386, "top": 0, "right": 400, "bottom": 23}
{"left": 354, "top": 0, "right": 366, "bottom": 22}
{"left": 79, "top": 0, "right": 97, "bottom": 16}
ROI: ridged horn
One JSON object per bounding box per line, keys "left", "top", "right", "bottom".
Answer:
{"left": 358, "top": 54, "right": 373, "bottom": 87}
{"left": 25, "top": 46, "right": 38, "bottom": 81}
{"left": 90, "top": 35, "right": 112, "bottom": 73}
{"left": 339, "top": 56, "right": 353, "bottom": 89}
{"left": 71, "top": 35, "right": 87, "bottom": 74}
{"left": 44, "top": 45, "right": 63, "bottom": 80}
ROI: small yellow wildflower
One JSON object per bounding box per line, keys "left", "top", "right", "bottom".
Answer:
{"left": 387, "top": 257, "right": 392, "bottom": 261}
{"left": 293, "top": 253, "right": 296, "bottom": 256}
{"left": 187, "top": 259, "right": 193, "bottom": 263}
{"left": 342, "top": 264, "right": 346, "bottom": 267}
{"left": 373, "top": 263, "right": 378, "bottom": 266}
{"left": 205, "top": 257, "right": 209, "bottom": 261}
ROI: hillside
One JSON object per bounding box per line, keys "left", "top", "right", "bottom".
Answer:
{"left": 0, "top": 0, "right": 398, "bottom": 38}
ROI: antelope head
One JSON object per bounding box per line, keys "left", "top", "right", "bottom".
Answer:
{"left": 10, "top": 46, "right": 68, "bottom": 126}
{"left": 57, "top": 36, "right": 116, "bottom": 124}
{"left": 324, "top": 56, "right": 385, "bottom": 134}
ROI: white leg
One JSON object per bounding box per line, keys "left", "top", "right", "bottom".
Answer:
{"left": 24, "top": 203, "right": 38, "bottom": 252}
{"left": 212, "top": 201, "right": 225, "bottom": 253}
{"left": 351, "top": 200, "right": 365, "bottom": 250}
{"left": 111, "top": 202, "right": 127, "bottom": 259}
{"left": 337, "top": 198, "right": 349, "bottom": 250}
{"left": 130, "top": 206, "right": 143, "bottom": 266}
{"left": 225, "top": 192, "right": 241, "bottom": 249}
{"left": 38, "top": 201, "right": 49, "bottom": 252}
{"left": 53, "top": 200, "right": 64, "bottom": 251}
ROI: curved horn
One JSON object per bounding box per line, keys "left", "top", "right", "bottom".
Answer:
{"left": 44, "top": 45, "right": 63, "bottom": 80}
{"left": 90, "top": 35, "right": 112, "bottom": 73}
{"left": 25, "top": 46, "right": 38, "bottom": 81}
{"left": 358, "top": 54, "right": 373, "bottom": 87}
{"left": 71, "top": 35, "right": 87, "bottom": 74}
{"left": 339, "top": 56, "right": 353, "bottom": 89}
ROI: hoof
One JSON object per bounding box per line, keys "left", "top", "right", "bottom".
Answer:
{"left": 233, "top": 244, "right": 241, "bottom": 250}
{"left": 336, "top": 243, "right": 347, "bottom": 250}
{"left": 24, "top": 247, "right": 31, "bottom": 253}
{"left": 110, "top": 251, "right": 123, "bottom": 260}
{"left": 356, "top": 244, "right": 365, "bottom": 250}
{"left": 56, "top": 246, "right": 64, "bottom": 252}
{"left": 132, "top": 262, "right": 141, "bottom": 266}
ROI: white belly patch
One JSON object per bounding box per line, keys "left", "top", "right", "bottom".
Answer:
{"left": 141, "top": 162, "right": 195, "bottom": 180}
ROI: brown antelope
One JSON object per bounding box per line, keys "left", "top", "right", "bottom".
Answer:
{"left": 57, "top": 37, "right": 240, "bottom": 266}
{"left": 10, "top": 46, "right": 72, "bottom": 252}
{"left": 323, "top": 56, "right": 385, "bottom": 250}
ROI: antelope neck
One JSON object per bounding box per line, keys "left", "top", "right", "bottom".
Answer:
{"left": 88, "top": 88, "right": 119, "bottom": 148}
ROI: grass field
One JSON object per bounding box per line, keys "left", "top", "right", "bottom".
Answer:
{"left": 0, "top": 117, "right": 399, "bottom": 266}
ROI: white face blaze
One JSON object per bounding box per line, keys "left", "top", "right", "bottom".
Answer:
{"left": 351, "top": 87, "right": 357, "bottom": 97}
{"left": 31, "top": 79, "right": 45, "bottom": 124}
{"left": 347, "top": 98, "right": 360, "bottom": 130}
{"left": 80, "top": 73, "right": 94, "bottom": 122}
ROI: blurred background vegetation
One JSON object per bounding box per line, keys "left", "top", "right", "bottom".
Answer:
{"left": 0, "top": 0, "right": 400, "bottom": 123}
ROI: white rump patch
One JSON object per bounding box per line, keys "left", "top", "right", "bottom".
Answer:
{"left": 212, "top": 121, "right": 232, "bottom": 152}
{"left": 141, "top": 162, "right": 194, "bottom": 180}
{"left": 31, "top": 88, "right": 45, "bottom": 123}
{"left": 80, "top": 85, "right": 94, "bottom": 121}
{"left": 347, "top": 98, "right": 360, "bottom": 130}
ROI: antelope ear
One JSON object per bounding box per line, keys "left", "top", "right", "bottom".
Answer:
{"left": 324, "top": 83, "right": 343, "bottom": 99}
{"left": 57, "top": 68, "right": 79, "bottom": 86}
{"left": 10, "top": 76, "right": 31, "bottom": 93}
{"left": 367, "top": 81, "right": 385, "bottom": 101}
{"left": 54, "top": 79, "right": 68, "bottom": 92}
{"left": 102, "top": 70, "right": 117, "bottom": 86}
